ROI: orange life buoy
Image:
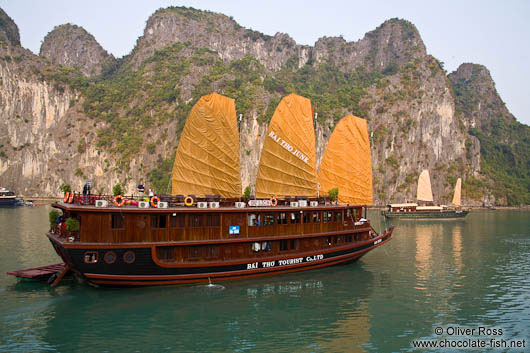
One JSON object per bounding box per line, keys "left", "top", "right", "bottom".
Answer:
{"left": 68, "top": 192, "right": 74, "bottom": 203}
{"left": 270, "top": 197, "right": 278, "bottom": 207}
{"left": 113, "top": 195, "right": 125, "bottom": 207}
{"left": 64, "top": 192, "right": 70, "bottom": 203}
{"left": 150, "top": 196, "right": 160, "bottom": 208}
{"left": 184, "top": 196, "right": 194, "bottom": 207}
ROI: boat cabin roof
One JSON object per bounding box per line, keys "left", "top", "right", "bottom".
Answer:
{"left": 387, "top": 203, "right": 418, "bottom": 208}
{"left": 53, "top": 201, "right": 364, "bottom": 214}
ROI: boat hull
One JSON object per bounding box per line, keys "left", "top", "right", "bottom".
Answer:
{"left": 48, "top": 228, "right": 393, "bottom": 286}
{"left": 381, "top": 210, "right": 469, "bottom": 220}
{"left": 0, "top": 197, "right": 17, "bottom": 206}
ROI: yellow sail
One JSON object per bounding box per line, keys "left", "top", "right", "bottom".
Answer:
{"left": 416, "top": 169, "right": 433, "bottom": 202}
{"left": 317, "top": 115, "right": 373, "bottom": 205}
{"left": 171, "top": 93, "right": 241, "bottom": 197}
{"left": 255, "top": 93, "right": 317, "bottom": 198}
{"left": 451, "top": 177, "right": 462, "bottom": 206}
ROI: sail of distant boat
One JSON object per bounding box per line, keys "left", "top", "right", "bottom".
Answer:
{"left": 317, "top": 115, "right": 373, "bottom": 205}
{"left": 171, "top": 93, "right": 241, "bottom": 197}
{"left": 451, "top": 177, "right": 462, "bottom": 206}
{"left": 416, "top": 169, "right": 433, "bottom": 202}
{"left": 255, "top": 93, "right": 317, "bottom": 198}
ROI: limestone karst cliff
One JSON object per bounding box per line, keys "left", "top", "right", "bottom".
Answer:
{"left": 40, "top": 23, "right": 114, "bottom": 78}
{"left": 0, "top": 6, "right": 527, "bottom": 205}
{"left": 0, "top": 7, "right": 20, "bottom": 46}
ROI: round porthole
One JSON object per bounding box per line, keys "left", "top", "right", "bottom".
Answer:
{"left": 123, "top": 251, "right": 136, "bottom": 264}
{"left": 104, "top": 251, "right": 117, "bottom": 264}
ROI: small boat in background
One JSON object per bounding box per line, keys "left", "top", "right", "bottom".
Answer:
{"left": 382, "top": 170, "right": 469, "bottom": 220}
{"left": 0, "top": 187, "right": 20, "bottom": 207}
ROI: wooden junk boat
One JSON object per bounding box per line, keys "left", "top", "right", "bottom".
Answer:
{"left": 382, "top": 170, "right": 469, "bottom": 220}
{"left": 45, "top": 93, "right": 393, "bottom": 286}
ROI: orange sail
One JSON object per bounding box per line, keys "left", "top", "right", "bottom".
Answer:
{"left": 317, "top": 115, "right": 373, "bottom": 205}
{"left": 171, "top": 93, "right": 241, "bottom": 197}
{"left": 255, "top": 94, "right": 317, "bottom": 198}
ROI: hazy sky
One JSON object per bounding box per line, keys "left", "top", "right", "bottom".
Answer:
{"left": 2, "top": 0, "right": 529, "bottom": 126}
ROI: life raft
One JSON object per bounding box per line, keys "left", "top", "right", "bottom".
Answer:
{"left": 63, "top": 192, "right": 70, "bottom": 203}
{"left": 270, "top": 197, "right": 278, "bottom": 207}
{"left": 184, "top": 196, "right": 194, "bottom": 207}
{"left": 150, "top": 196, "right": 160, "bottom": 208}
{"left": 113, "top": 195, "right": 125, "bottom": 207}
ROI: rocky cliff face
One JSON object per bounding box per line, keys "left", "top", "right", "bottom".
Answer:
{"left": 448, "top": 63, "right": 529, "bottom": 205}
{"left": 0, "top": 6, "right": 524, "bottom": 204}
{"left": 448, "top": 63, "right": 515, "bottom": 131}
{"left": 313, "top": 19, "right": 426, "bottom": 73}
{"left": 131, "top": 7, "right": 310, "bottom": 71}
{"left": 40, "top": 24, "right": 113, "bottom": 77}
{"left": 0, "top": 8, "right": 20, "bottom": 46}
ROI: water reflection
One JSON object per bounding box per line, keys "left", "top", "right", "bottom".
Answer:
{"left": 452, "top": 225, "right": 463, "bottom": 274}
{"left": 36, "top": 266, "right": 375, "bottom": 352}
{"left": 414, "top": 224, "right": 434, "bottom": 292}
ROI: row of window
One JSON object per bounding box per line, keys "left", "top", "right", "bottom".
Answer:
{"left": 183, "top": 234, "right": 363, "bottom": 259}
{"left": 111, "top": 214, "right": 220, "bottom": 229}
{"left": 111, "top": 208, "right": 362, "bottom": 230}
{"left": 248, "top": 211, "right": 345, "bottom": 227}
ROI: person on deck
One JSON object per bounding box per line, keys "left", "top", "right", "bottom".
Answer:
{"left": 82, "top": 181, "right": 91, "bottom": 203}
{"left": 137, "top": 181, "right": 145, "bottom": 197}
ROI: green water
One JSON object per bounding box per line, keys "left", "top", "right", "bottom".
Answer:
{"left": 1, "top": 206, "right": 529, "bottom": 352}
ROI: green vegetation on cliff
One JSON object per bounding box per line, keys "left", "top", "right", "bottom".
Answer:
{"left": 451, "top": 64, "right": 530, "bottom": 205}
{"left": 469, "top": 122, "right": 530, "bottom": 205}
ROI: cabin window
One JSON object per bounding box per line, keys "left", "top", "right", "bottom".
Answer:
{"left": 346, "top": 234, "right": 353, "bottom": 242}
{"left": 262, "top": 241, "right": 272, "bottom": 252}
{"left": 334, "top": 211, "right": 342, "bottom": 223}
{"left": 206, "top": 214, "right": 220, "bottom": 227}
{"left": 151, "top": 215, "right": 167, "bottom": 229}
{"left": 111, "top": 214, "right": 124, "bottom": 229}
{"left": 280, "top": 239, "right": 299, "bottom": 252}
{"left": 312, "top": 212, "right": 320, "bottom": 223}
{"left": 189, "top": 246, "right": 201, "bottom": 258}
{"left": 277, "top": 212, "right": 287, "bottom": 225}
{"left": 280, "top": 239, "right": 299, "bottom": 251}
{"left": 346, "top": 208, "right": 352, "bottom": 219}
{"left": 324, "top": 236, "right": 331, "bottom": 246}
{"left": 335, "top": 235, "right": 343, "bottom": 244}
{"left": 354, "top": 234, "right": 361, "bottom": 241}
{"left": 190, "top": 215, "right": 203, "bottom": 228}
{"left": 303, "top": 212, "right": 311, "bottom": 223}
{"left": 248, "top": 213, "right": 261, "bottom": 227}
{"left": 290, "top": 212, "right": 301, "bottom": 224}
{"left": 157, "top": 247, "right": 175, "bottom": 261}
{"left": 323, "top": 212, "right": 332, "bottom": 223}
{"left": 84, "top": 251, "right": 98, "bottom": 264}
{"left": 264, "top": 213, "right": 275, "bottom": 226}
{"left": 205, "top": 246, "right": 219, "bottom": 259}
{"left": 353, "top": 208, "right": 361, "bottom": 220}
{"left": 170, "top": 214, "right": 186, "bottom": 228}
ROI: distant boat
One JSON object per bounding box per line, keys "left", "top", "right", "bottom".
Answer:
{"left": 381, "top": 170, "right": 469, "bottom": 219}
{"left": 0, "top": 187, "right": 19, "bottom": 207}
